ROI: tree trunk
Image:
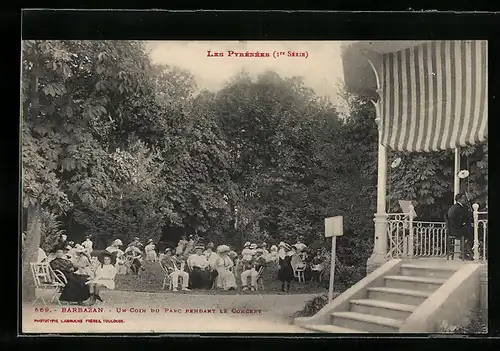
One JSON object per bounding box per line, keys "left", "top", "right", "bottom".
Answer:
{"left": 22, "top": 44, "right": 42, "bottom": 302}
{"left": 21, "top": 205, "right": 42, "bottom": 302}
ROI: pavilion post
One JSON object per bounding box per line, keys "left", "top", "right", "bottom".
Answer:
{"left": 454, "top": 147, "right": 460, "bottom": 202}
{"left": 367, "top": 115, "right": 388, "bottom": 274}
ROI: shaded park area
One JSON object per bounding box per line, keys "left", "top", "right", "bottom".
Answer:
{"left": 21, "top": 40, "right": 487, "bottom": 311}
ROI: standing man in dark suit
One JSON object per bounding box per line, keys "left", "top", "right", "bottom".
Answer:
{"left": 447, "top": 193, "right": 474, "bottom": 260}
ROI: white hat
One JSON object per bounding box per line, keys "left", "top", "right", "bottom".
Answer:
{"left": 278, "top": 242, "right": 286, "bottom": 247}
{"left": 113, "top": 239, "right": 123, "bottom": 246}
{"left": 74, "top": 244, "right": 86, "bottom": 251}
{"left": 270, "top": 245, "right": 278, "bottom": 251}
{"left": 217, "top": 245, "right": 230, "bottom": 253}
{"left": 244, "top": 241, "right": 251, "bottom": 247}
{"left": 250, "top": 243, "right": 258, "bottom": 249}
{"left": 256, "top": 248, "right": 264, "bottom": 254}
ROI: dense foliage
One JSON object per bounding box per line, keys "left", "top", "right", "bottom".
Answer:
{"left": 21, "top": 41, "right": 488, "bottom": 301}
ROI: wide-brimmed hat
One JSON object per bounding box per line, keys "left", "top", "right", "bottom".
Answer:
{"left": 147, "top": 238, "right": 153, "bottom": 243}
{"left": 250, "top": 243, "right": 258, "bottom": 249}
{"left": 164, "top": 248, "right": 173, "bottom": 253}
{"left": 270, "top": 245, "right": 278, "bottom": 251}
{"left": 74, "top": 245, "right": 86, "bottom": 253}
{"left": 194, "top": 245, "right": 204, "bottom": 250}
{"left": 243, "top": 241, "right": 251, "bottom": 247}
{"left": 217, "top": 245, "right": 230, "bottom": 253}
{"left": 113, "top": 239, "right": 123, "bottom": 246}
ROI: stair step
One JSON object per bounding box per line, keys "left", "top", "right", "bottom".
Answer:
{"left": 350, "top": 299, "right": 416, "bottom": 320}
{"left": 302, "top": 324, "right": 367, "bottom": 333}
{"left": 400, "top": 264, "right": 458, "bottom": 279}
{"left": 367, "top": 287, "right": 431, "bottom": 306}
{"left": 400, "top": 264, "right": 458, "bottom": 271}
{"left": 332, "top": 311, "right": 403, "bottom": 333}
{"left": 351, "top": 299, "right": 416, "bottom": 312}
{"left": 384, "top": 275, "right": 446, "bottom": 292}
{"left": 385, "top": 275, "right": 447, "bottom": 284}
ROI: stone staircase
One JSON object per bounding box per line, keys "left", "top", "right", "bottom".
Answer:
{"left": 301, "top": 262, "right": 459, "bottom": 333}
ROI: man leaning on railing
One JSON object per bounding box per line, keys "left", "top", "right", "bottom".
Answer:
{"left": 447, "top": 193, "right": 474, "bottom": 260}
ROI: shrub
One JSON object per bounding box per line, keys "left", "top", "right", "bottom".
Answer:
{"left": 319, "top": 262, "right": 366, "bottom": 292}
{"left": 294, "top": 263, "right": 367, "bottom": 318}
{"left": 294, "top": 293, "right": 330, "bottom": 317}
{"left": 40, "top": 211, "right": 66, "bottom": 252}
{"left": 439, "top": 308, "right": 488, "bottom": 333}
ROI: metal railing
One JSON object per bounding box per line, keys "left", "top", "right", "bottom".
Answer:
{"left": 472, "top": 204, "right": 488, "bottom": 261}
{"left": 386, "top": 213, "right": 409, "bottom": 259}
{"left": 412, "top": 221, "right": 447, "bottom": 257}
{"left": 386, "top": 203, "right": 487, "bottom": 261}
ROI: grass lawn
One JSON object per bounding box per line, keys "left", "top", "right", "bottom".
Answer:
{"left": 115, "top": 260, "right": 328, "bottom": 295}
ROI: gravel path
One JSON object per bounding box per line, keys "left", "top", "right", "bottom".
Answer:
{"left": 22, "top": 290, "right": 321, "bottom": 333}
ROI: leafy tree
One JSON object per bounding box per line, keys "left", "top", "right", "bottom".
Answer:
{"left": 21, "top": 40, "right": 160, "bottom": 301}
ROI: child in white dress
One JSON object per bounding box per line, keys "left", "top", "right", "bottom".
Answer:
{"left": 86, "top": 253, "right": 117, "bottom": 304}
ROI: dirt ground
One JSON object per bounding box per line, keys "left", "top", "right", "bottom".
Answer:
{"left": 22, "top": 290, "right": 321, "bottom": 333}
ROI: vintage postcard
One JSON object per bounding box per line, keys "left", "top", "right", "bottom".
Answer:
{"left": 20, "top": 39, "right": 488, "bottom": 334}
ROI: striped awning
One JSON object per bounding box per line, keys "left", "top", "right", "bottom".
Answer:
{"left": 341, "top": 41, "right": 488, "bottom": 153}
{"left": 380, "top": 40, "right": 488, "bottom": 152}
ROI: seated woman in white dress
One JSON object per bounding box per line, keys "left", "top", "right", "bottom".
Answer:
{"left": 145, "top": 239, "right": 158, "bottom": 262}
{"left": 214, "top": 245, "right": 237, "bottom": 291}
{"left": 86, "top": 252, "right": 117, "bottom": 304}
{"left": 106, "top": 239, "right": 127, "bottom": 275}
{"left": 290, "top": 245, "right": 306, "bottom": 273}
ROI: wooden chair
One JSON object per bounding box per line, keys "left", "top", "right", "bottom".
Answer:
{"left": 159, "top": 262, "right": 173, "bottom": 290}
{"left": 30, "top": 263, "right": 66, "bottom": 305}
{"left": 254, "top": 266, "right": 265, "bottom": 291}
{"left": 50, "top": 267, "right": 67, "bottom": 305}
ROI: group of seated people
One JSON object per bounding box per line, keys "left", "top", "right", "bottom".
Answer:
{"left": 36, "top": 238, "right": 117, "bottom": 306}
{"left": 157, "top": 235, "right": 331, "bottom": 293}
{"left": 34, "top": 233, "right": 332, "bottom": 302}
{"left": 104, "top": 237, "right": 148, "bottom": 275}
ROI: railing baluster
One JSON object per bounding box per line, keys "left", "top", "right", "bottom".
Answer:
{"left": 472, "top": 204, "right": 480, "bottom": 261}
{"left": 483, "top": 221, "right": 487, "bottom": 261}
